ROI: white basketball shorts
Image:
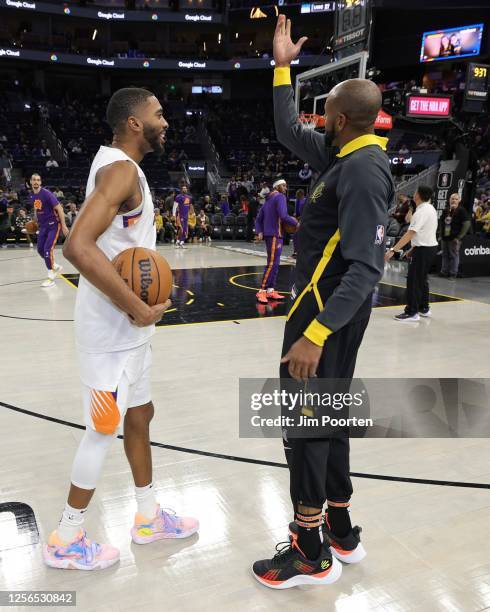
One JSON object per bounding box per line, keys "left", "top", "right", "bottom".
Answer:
{"left": 77, "top": 342, "right": 152, "bottom": 435}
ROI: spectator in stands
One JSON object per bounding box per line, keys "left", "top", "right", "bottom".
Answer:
{"left": 258, "top": 181, "right": 270, "bottom": 205}
{"left": 242, "top": 174, "right": 254, "bottom": 194}
{"left": 197, "top": 209, "right": 211, "bottom": 242}
{"left": 164, "top": 189, "right": 175, "bottom": 213}
{"left": 0, "top": 202, "right": 16, "bottom": 247}
{"left": 197, "top": 194, "right": 209, "bottom": 213}
{"left": 163, "top": 212, "right": 177, "bottom": 243}
{"left": 220, "top": 194, "right": 231, "bottom": 216}
{"left": 66, "top": 202, "right": 78, "bottom": 227}
{"left": 46, "top": 157, "right": 59, "bottom": 169}
{"left": 439, "top": 193, "right": 471, "bottom": 279}
{"left": 14, "top": 207, "right": 33, "bottom": 247}
{"left": 227, "top": 176, "right": 239, "bottom": 206}
{"left": 54, "top": 187, "right": 64, "bottom": 199}
{"left": 168, "top": 149, "right": 179, "bottom": 170}
{"left": 298, "top": 162, "right": 312, "bottom": 182}
{"left": 239, "top": 194, "right": 249, "bottom": 215}
{"left": 40, "top": 143, "right": 51, "bottom": 158}
{"left": 391, "top": 193, "right": 411, "bottom": 226}
{"left": 154, "top": 208, "right": 164, "bottom": 243}
{"left": 0, "top": 133, "right": 7, "bottom": 143}
{"left": 188, "top": 205, "right": 197, "bottom": 243}
{"left": 71, "top": 141, "right": 83, "bottom": 155}
{"left": 478, "top": 202, "right": 490, "bottom": 236}
{"left": 0, "top": 195, "right": 9, "bottom": 248}
{"left": 398, "top": 144, "right": 410, "bottom": 155}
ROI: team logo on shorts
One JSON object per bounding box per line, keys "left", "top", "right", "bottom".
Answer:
{"left": 374, "top": 225, "right": 385, "bottom": 245}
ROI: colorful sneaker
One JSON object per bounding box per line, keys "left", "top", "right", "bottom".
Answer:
{"left": 131, "top": 505, "right": 199, "bottom": 544}
{"left": 43, "top": 529, "right": 120, "bottom": 571}
{"left": 256, "top": 289, "right": 268, "bottom": 304}
{"left": 267, "top": 290, "right": 285, "bottom": 301}
{"left": 322, "top": 514, "right": 366, "bottom": 564}
{"left": 252, "top": 522, "right": 342, "bottom": 589}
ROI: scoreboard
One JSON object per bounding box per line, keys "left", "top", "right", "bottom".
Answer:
{"left": 334, "top": 0, "right": 369, "bottom": 50}
{"left": 465, "top": 63, "right": 489, "bottom": 102}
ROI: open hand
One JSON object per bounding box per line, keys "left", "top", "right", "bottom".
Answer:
{"left": 273, "top": 15, "right": 308, "bottom": 67}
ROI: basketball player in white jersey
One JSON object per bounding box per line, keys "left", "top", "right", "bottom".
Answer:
{"left": 43, "top": 88, "right": 199, "bottom": 571}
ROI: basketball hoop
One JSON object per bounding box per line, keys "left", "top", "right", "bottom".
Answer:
{"left": 298, "top": 113, "right": 325, "bottom": 130}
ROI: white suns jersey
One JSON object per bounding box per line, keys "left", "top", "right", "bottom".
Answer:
{"left": 75, "top": 146, "right": 156, "bottom": 354}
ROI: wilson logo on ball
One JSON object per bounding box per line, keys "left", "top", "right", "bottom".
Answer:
{"left": 138, "top": 258, "right": 154, "bottom": 304}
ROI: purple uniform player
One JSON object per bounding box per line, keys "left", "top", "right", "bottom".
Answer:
{"left": 29, "top": 173, "right": 68, "bottom": 287}
{"left": 255, "top": 178, "right": 297, "bottom": 303}
{"left": 175, "top": 185, "right": 193, "bottom": 248}
{"left": 292, "top": 188, "right": 306, "bottom": 257}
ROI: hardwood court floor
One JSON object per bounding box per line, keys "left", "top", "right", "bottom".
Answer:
{"left": 0, "top": 243, "right": 489, "bottom": 612}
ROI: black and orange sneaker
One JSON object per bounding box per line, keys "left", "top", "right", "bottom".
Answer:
{"left": 252, "top": 522, "right": 342, "bottom": 589}
{"left": 322, "top": 514, "right": 366, "bottom": 564}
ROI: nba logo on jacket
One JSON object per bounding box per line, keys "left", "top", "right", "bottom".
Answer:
{"left": 375, "top": 225, "right": 385, "bottom": 245}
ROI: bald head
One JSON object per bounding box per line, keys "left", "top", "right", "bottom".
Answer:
{"left": 328, "top": 79, "right": 382, "bottom": 131}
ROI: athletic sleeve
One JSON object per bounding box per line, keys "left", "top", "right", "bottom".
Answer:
{"left": 276, "top": 193, "right": 297, "bottom": 227}
{"left": 273, "top": 67, "right": 334, "bottom": 172}
{"left": 303, "top": 155, "right": 392, "bottom": 345}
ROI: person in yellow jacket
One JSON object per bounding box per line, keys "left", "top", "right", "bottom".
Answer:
{"left": 188, "top": 205, "right": 197, "bottom": 243}
{"left": 154, "top": 208, "right": 164, "bottom": 243}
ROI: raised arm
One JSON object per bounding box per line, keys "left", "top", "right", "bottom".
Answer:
{"left": 273, "top": 15, "right": 333, "bottom": 171}
{"left": 63, "top": 160, "right": 170, "bottom": 327}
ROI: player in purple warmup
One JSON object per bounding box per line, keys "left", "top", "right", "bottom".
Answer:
{"left": 174, "top": 185, "right": 193, "bottom": 248}
{"left": 29, "top": 173, "right": 69, "bottom": 287}
{"left": 255, "top": 178, "right": 297, "bottom": 303}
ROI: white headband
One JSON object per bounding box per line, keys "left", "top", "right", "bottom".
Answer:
{"left": 273, "top": 179, "right": 286, "bottom": 189}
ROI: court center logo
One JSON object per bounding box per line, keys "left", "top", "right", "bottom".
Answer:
{"left": 309, "top": 182, "right": 325, "bottom": 203}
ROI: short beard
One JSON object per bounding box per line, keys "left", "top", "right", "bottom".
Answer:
{"left": 143, "top": 124, "right": 164, "bottom": 155}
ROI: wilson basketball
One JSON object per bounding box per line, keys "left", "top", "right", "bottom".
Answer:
{"left": 25, "top": 220, "right": 38, "bottom": 234}
{"left": 284, "top": 222, "right": 298, "bottom": 234}
{"left": 112, "top": 247, "right": 172, "bottom": 306}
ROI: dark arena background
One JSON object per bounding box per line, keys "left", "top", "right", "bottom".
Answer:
{"left": 0, "top": 0, "right": 489, "bottom": 610}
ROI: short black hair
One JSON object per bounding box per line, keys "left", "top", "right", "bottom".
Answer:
{"left": 106, "top": 87, "right": 154, "bottom": 132}
{"left": 415, "top": 185, "right": 434, "bottom": 203}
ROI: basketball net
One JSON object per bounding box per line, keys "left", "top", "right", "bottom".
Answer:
{"left": 298, "top": 113, "right": 324, "bottom": 131}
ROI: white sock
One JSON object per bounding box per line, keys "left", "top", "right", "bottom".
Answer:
{"left": 266, "top": 288, "right": 274, "bottom": 293}
{"left": 135, "top": 482, "right": 158, "bottom": 519}
{"left": 57, "top": 503, "right": 87, "bottom": 543}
